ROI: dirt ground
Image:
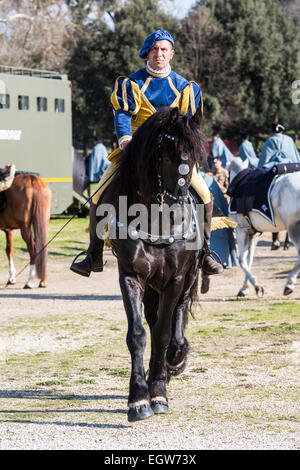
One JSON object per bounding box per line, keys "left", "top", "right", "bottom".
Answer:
{"left": 0, "top": 232, "right": 299, "bottom": 450}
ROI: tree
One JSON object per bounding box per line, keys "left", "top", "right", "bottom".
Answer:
{"left": 67, "top": 0, "right": 179, "bottom": 145}
{"left": 0, "top": 0, "right": 76, "bottom": 69}
{"left": 204, "top": 0, "right": 300, "bottom": 137}
{"left": 175, "top": 5, "right": 241, "bottom": 135}
{"left": 0, "top": 0, "right": 116, "bottom": 70}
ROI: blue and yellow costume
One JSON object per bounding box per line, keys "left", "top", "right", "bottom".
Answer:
{"left": 92, "top": 65, "right": 210, "bottom": 205}
{"left": 71, "top": 30, "right": 224, "bottom": 279}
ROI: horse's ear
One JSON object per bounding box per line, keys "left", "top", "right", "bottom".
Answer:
{"left": 168, "top": 107, "right": 179, "bottom": 127}
{"left": 190, "top": 106, "right": 202, "bottom": 126}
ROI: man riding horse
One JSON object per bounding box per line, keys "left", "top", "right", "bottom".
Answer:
{"left": 70, "top": 30, "right": 223, "bottom": 278}
{"left": 258, "top": 121, "right": 300, "bottom": 250}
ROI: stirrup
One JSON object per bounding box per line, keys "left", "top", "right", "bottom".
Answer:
{"left": 201, "top": 249, "right": 224, "bottom": 275}
{"left": 201, "top": 249, "right": 224, "bottom": 267}
{"left": 70, "top": 251, "right": 92, "bottom": 277}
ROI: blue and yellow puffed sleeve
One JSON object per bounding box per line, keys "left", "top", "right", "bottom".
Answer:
{"left": 111, "top": 76, "right": 141, "bottom": 146}
{"left": 180, "top": 81, "right": 203, "bottom": 119}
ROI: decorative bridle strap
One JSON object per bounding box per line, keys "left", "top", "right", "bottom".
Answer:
{"left": 156, "top": 133, "right": 190, "bottom": 207}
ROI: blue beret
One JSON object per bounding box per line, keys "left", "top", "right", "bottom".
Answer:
{"left": 139, "top": 30, "right": 175, "bottom": 59}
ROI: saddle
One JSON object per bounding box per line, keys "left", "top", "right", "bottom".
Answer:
{"left": 228, "top": 163, "right": 300, "bottom": 224}
{"left": 0, "top": 164, "right": 16, "bottom": 213}
{"left": 0, "top": 164, "right": 16, "bottom": 192}
{"left": 0, "top": 165, "right": 40, "bottom": 214}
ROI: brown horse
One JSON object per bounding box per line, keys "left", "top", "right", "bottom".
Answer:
{"left": 0, "top": 173, "right": 51, "bottom": 288}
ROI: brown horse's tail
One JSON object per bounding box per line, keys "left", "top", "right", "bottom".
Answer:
{"left": 31, "top": 179, "right": 51, "bottom": 280}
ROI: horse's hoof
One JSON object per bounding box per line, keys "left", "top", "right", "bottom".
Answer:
{"left": 271, "top": 241, "right": 280, "bottom": 251}
{"left": 237, "top": 290, "right": 246, "bottom": 297}
{"left": 127, "top": 403, "right": 154, "bottom": 422}
{"left": 39, "top": 281, "right": 47, "bottom": 288}
{"left": 23, "top": 283, "right": 33, "bottom": 289}
{"left": 255, "top": 285, "right": 264, "bottom": 297}
{"left": 283, "top": 244, "right": 290, "bottom": 251}
{"left": 151, "top": 400, "right": 169, "bottom": 414}
{"left": 6, "top": 280, "right": 16, "bottom": 286}
{"left": 166, "top": 357, "right": 187, "bottom": 378}
{"left": 284, "top": 286, "right": 293, "bottom": 296}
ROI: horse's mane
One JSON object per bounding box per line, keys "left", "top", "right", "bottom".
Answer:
{"left": 109, "top": 107, "right": 208, "bottom": 206}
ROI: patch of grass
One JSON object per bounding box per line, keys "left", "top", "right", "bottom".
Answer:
{"left": 75, "top": 379, "right": 97, "bottom": 384}
{"left": 277, "top": 415, "right": 300, "bottom": 423}
{"left": 0, "top": 217, "right": 91, "bottom": 270}
{"left": 192, "top": 367, "right": 208, "bottom": 373}
{"left": 107, "top": 368, "right": 130, "bottom": 377}
{"left": 36, "top": 380, "right": 65, "bottom": 386}
{"left": 198, "top": 352, "right": 215, "bottom": 358}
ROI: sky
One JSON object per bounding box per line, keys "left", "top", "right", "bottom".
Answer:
{"left": 163, "top": 0, "right": 198, "bottom": 18}
{"left": 102, "top": 0, "right": 199, "bottom": 29}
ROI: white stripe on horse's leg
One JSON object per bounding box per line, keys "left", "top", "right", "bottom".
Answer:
{"left": 237, "top": 228, "right": 254, "bottom": 295}
{"left": 248, "top": 233, "right": 259, "bottom": 271}
{"left": 247, "top": 234, "right": 264, "bottom": 295}
{"left": 25, "top": 265, "right": 36, "bottom": 289}
{"left": 8, "top": 258, "right": 16, "bottom": 284}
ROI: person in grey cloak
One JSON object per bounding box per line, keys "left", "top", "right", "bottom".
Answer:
{"left": 211, "top": 131, "right": 235, "bottom": 170}
{"left": 88, "top": 136, "right": 110, "bottom": 184}
{"left": 238, "top": 134, "right": 258, "bottom": 168}
{"left": 258, "top": 122, "right": 300, "bottom": 250}
{"left": 199, "top": 170, "right": 239, "bottom": 293}
{"left": 258, "top": 122, "right": 300, "bottom": 169}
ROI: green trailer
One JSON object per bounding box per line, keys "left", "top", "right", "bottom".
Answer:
{"left": 0, "top": 65, "right": 78, "bottom": 214}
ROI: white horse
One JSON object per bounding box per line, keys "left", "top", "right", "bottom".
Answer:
{"left": 228, "top": 158, "right": 300, "bottom": 297}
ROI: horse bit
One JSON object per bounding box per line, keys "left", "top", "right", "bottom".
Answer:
{"left": 156, "top": 133, "right": 191, "bottom": 211}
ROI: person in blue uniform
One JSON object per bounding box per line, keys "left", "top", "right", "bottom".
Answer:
{"left": 258, "top": 122, "right": 300, "bottom": 250}
{"left": 70, "top": 30, "right": 224, "bottom": 278}
{"left": 238, "top": 134, "right": 258, "bottom": 168}
{"left": 200, "top": 171, "right": 239, "bottom": 293}
{"left": 211, "top": 131, "right": 235, "bottom": 170}
{"left": 258, "top": 122, "right": 300, "bottom": 169}
{"left": 88, "top": 136, "right": 110, "bottom": 184}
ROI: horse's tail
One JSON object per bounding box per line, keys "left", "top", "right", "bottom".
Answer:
{"left": 31, "top": 179, "right": 51, "bottom": 280}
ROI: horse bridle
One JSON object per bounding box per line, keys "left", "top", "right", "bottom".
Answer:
{"left": 156, "top": 132, "right": 191, "bottom": 209}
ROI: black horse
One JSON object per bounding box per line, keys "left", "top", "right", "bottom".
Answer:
{"left": 99, "top": 106, "right": 207, "bottom": 422}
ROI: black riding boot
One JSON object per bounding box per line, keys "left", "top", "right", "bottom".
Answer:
{"left": 70, "top": 202, "right": 104, "bottom": 277}
{"left": 200, "top": 199, "right": 224, "bottom": 275}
